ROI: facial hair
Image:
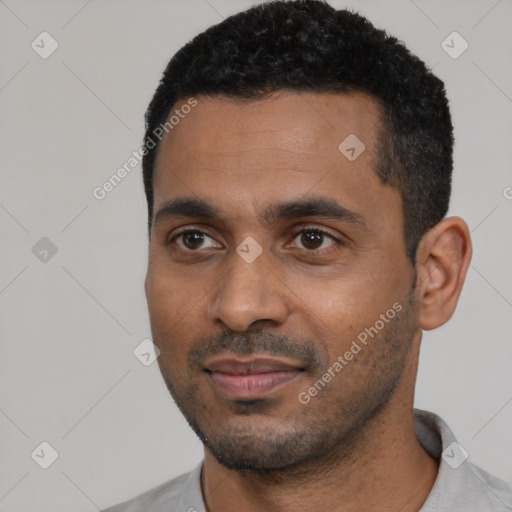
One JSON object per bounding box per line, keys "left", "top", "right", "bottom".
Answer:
{"left": 158, "top": 281, "right": 417, "bottom": 476}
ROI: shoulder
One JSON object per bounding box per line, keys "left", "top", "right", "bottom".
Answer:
{"left": 101, "top": 463, "right": 202, "bottom": 512}
{"left": 424, "top": 458, "right": 512, "bottom": 511}
{"left": 461, "top": 461, "right": 512, "bottom": 511}
{"left": 414, "top": 409, "right": 512, "bottom": 511}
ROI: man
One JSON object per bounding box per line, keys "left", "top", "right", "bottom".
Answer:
{"left": 103, "top": 1, "right": 512, "bottom": 510}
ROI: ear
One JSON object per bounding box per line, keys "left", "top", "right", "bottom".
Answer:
{"left": 415, "top": 217, "right": 472, "bottom": 331}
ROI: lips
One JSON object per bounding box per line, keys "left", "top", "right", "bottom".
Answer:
{"left": 204, "top": 356, "right": 304, "bottom": 399}
{"left": 206, "top": 357, "right": 303, "bottom": 374}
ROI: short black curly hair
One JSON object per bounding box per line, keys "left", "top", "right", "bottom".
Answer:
{"left": 142, "top": 0, "right": 453, "bottom": 263}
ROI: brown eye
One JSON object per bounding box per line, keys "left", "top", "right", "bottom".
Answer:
{"left": 182, "top": 232, "right": 205, "bottom": 250}
{"left": 292, "top": 229, "right": 337, "bottom": 251}
{"left": 170, "top": 230, "right": 219, "bottom": 250}
{"left": 301, "top": 231, "right": 323, "bottom": 250}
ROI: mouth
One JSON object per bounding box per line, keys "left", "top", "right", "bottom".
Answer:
{"left": 203, "top": 356, "right": 305, "bottom": 400}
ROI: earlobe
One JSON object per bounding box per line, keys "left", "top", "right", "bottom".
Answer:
{"left": 416, "top": 217, "right": 472, "bottom": 331}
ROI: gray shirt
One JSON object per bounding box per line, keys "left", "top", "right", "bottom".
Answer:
{"left": 102, "top": 409, "right": 512, "bottom": 511}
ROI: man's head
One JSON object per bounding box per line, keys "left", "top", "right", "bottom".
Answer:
{"left": 143, "top": 1, "right": 471, "bottom": 474}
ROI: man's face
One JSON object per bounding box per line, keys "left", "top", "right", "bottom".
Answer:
{"left": 145, "top": 91, "right": 418, "bottom": 471}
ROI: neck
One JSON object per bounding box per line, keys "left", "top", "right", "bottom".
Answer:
{"left": 201, "top": 334, "right": 438, "bottom": 512}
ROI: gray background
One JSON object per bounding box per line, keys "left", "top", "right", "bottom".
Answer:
{"left": 0, "top": 0, "right": 511, "bottom": 510}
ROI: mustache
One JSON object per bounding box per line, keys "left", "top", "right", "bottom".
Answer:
{"left": 187, "top": 329, "right": 327, "bottom": 372}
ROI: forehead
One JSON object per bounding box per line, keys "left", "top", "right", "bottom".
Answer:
{"left": 153, "top": 91, "right": 382, "bottom": 185}
{"left": 151, "top": 91, "right": 399, "bottom": 235}
{"left": 155, "top": 90, "right": 381, "bottom": 170}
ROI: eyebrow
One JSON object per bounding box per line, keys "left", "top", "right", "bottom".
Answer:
{"left": 153, "top": 196, "right": 366, "bottom": 228}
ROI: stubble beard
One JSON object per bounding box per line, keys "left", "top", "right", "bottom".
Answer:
{"left": 158, "top": 284, "right": 417, "bottom": 477}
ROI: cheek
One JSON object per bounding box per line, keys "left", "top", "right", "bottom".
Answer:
{"left": 147, "top": 250, "right": 193, "bottom": 319}
{"left": 146, "top": 259, "right": 209, "bottom": 364}
{"left": 297, "top": 265, "right": 405, "bottom": 350}
{"left": 147, "top": 284, "right": 191, "bottom": 376}
{"left": 146, "top": 268, "right": 174, "bottom": 327}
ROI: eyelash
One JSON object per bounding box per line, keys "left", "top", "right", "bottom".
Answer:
{"left": 168, "top": 225, "right": 343, "bottom": 254}
{"left": 290, "top": 227, "right": 341, "bottom": 252}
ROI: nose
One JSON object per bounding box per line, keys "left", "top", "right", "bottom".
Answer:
{"left": 208, "top": 249, "right": 290, "bottom": 332}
